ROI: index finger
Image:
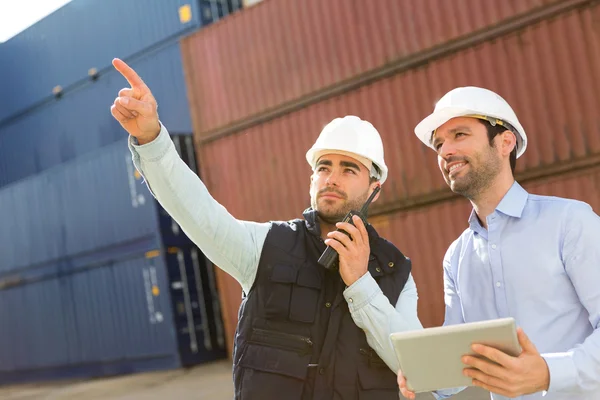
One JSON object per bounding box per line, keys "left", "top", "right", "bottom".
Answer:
{"left": 112, "top": 58, "right": 148, "bottom": 90}
{"left": 471, "top": 344, "right": 515, "bottom": 368}
{"left": 352, "top": 215, "right": 369, "bottom": 243}
{"left": 335, "top": 219, "right": 363, "bottom": 246}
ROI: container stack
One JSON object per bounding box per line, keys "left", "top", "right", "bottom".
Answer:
{"left": 178, "top": 0, "right": 600, "bottom": 349}
{"left": 0, "top": 0, "right": 242, "bottom": 385}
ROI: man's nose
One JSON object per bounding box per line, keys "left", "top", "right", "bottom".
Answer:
{"left": 440, "top": 140, "right": 457, "bottom": 159}
{"left": 326, "top": 169, "right": 340, "bottom": 186}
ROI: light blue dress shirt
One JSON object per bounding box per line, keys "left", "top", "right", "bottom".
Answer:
{"left": 436, "top": 181, "right": 600, "bottom": 400}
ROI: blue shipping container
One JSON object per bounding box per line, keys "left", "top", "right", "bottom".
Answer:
{"left": 0, "top": 42, "right": 192, "bottom": 189}
{"left": 0, "top": 254, "right": 178, "bottom": 377}
{"left": 0, "top": 136, "right": 226, "bottom": 385}
{"left": 0, "top": 138, "right": 157, "bottom": 275}
{"left": 0, "top": 0, "right": 242, "bottom": 124}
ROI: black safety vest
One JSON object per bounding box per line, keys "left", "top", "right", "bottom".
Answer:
{"left": 233, "top": 209, "right": 411, "bottom": 400}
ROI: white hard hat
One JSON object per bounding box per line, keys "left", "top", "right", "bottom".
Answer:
{"left": 414, "top": 86, "right": 528, "bottom": 158}
{"left": 306, "top": 115, "right": 388, "bottom": 184}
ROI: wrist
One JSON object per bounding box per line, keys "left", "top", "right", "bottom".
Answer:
{"left": 344, "top": 270, "right": 367, "bottom": 287}
{"left": 136, "top": 122, "right": 161, "bottom": 145}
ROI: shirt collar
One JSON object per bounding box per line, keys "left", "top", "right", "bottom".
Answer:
{"left": 467, "top": 181, "right": 529, "bottom": 230}
{"left": 496, "top": 181, "right": 529, "bottom": 218}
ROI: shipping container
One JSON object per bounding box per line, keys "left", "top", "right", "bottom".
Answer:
{"left": 190, "top": 1, "right": 600, "bottom": 350}
{"left": 0, "top": 136, "right": 226, "bottom": 385}
{"left": 207, "top": 163, "right": 600, "bottom": 348}
{"left": 0, "top": 42, "right": 192, "bottom": 189}
{"left": 0, "top": 0, "right": 242, "bottom": 124}
{"left": 0, "top": 138, "right": 156, "bottom": 274}
{"left": 181, "top": 0, "right": 571, "bottom": 135}
{"left": 194, "top": 1, "right": 600, "bottom": 223}
{"left": 0, "top": 245, "right": 226, "bottom": 385}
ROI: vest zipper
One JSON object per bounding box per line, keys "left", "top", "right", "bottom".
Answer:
{"left": 250, "top": 328, "right": 313, "bottom": 355}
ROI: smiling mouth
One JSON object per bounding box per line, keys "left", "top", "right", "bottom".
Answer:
{"left": 447, "top": 162, "right": 467, "bottom": 177}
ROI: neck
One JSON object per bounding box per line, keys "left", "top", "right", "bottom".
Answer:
{"left": 470, "top": 171, "right": 515, "bottom": 229}
{"left": 319, "top": 220, "right": 337, "bottom": 241}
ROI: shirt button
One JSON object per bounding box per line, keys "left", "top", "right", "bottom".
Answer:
{"left": 496, "top": 281, "right": 502, "bottom": 288}
{"left": 491, "top": 244, "right": 497, "bottom": 249}
{"left": 319, "top": 368, "right": 325, "bottom": 375}
{"left": 348, "top": 298, "right": 353, "bottom": 303}
{"left": 325, "top": 302, "right": 332, "bottom": 308}
{"left": 388, "top": 262, "right": 394, "bottom": 268}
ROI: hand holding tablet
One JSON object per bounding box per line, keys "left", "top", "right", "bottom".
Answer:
{"left": 391, "top": 318, "right": 521, "bottom": 394}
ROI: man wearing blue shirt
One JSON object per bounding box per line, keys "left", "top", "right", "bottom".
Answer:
{"left": 398, "top": 86, "right": 600, "bottom": 400}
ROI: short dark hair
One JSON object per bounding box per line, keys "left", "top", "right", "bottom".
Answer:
{"left": 478, "top": 119, "right": 517, "bottom": 174}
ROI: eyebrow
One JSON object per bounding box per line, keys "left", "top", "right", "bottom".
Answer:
{"left": 340, "top": 160, "right": 361, "bottom": 171}
{"left": 316, "top": 159, "right": 332, "bottom": 167}
{"left": 316, "top": 159, "right": 361, "bottom": 171}
{"left": 431, "top": 125, "right": 472, "bottom": 148}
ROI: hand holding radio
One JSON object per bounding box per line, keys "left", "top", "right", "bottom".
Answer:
{"left": 324, "top": 214, "right": 371, "bottom": 286}
{"left": 320, "top": 186, "right": 380, "bottom": 286}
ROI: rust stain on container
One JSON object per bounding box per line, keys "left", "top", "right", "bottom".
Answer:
{"left": 182, "top": 0, "right": 561, "bottom": 135}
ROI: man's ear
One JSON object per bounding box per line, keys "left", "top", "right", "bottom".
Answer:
{"left": 501, "top": 130, "right": 517, "bottom": 157}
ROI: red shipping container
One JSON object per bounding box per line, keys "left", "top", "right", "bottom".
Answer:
{"left": 210, "top": 164, "right": 600, "bottom": 354}
{"left": 195, "top": 3, "right": 600, "bottom": 222}
{"left": 188, "top": 0, "right": 600, "bottom": 355}
{"left": 181, "top": 0, "right": 567, "bottom": 135}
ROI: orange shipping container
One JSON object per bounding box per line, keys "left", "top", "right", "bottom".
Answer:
{"left": 188, "top": 0, "right": 600, "bottom": 355}
{"left": 194, "top": 2, "right": 600, "bottom": 218}
{"left": 209, "top": 164, "right": 600, "bottom": 354}
{"left": 181, "top": 0, "right": 568, "bottom": 136}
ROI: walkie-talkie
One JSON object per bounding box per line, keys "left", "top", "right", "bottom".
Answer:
{"left": 318, "top": 186, "right": 381, "bottom": 271}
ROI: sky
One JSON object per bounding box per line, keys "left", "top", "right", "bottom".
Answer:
{"left": 0, "top": 0, "right": 73, "bottom": 43}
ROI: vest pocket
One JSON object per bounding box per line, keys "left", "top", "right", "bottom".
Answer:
{"left": 265, "top": 264, "right": 323, "bottom": 324}
{"left": 250, "top": 328, "right": 313, "bottom": 356}
{"left": 356, "top": 361, "right": 399, "bottom": 400}
{"left": 264, "top": 264, "right": 297, "bottom": 319}
{"left": 289, "top": 267, "right": 322, "bottom": 323}
{"left": 239, "top": 338, "right": 311, "bottom": 400}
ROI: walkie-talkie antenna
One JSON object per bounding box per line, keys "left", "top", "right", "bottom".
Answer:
{"left": 360, "top": 186, "right": 380, "bottom": 215}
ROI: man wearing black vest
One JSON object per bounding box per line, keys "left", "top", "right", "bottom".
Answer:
{"left": 111, "top": 58, "right": 423, "bottom": 399}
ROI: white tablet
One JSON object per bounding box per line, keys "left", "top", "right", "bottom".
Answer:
{"left": 390, "top": 317, "right": 521, "bottom": 393}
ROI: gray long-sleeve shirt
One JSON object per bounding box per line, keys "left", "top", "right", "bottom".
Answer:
{"left": 128, "top": 124, "right": 423, "bottom": 372}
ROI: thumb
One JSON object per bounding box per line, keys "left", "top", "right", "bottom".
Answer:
{"left": 397, "top": 369, "right": 404, "bottom": 387}
{"left": 517, "top": 327, "right": 538, "bottom": 354}
{"left": 118, "top": 97, "right": 155, "bottom": 117}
